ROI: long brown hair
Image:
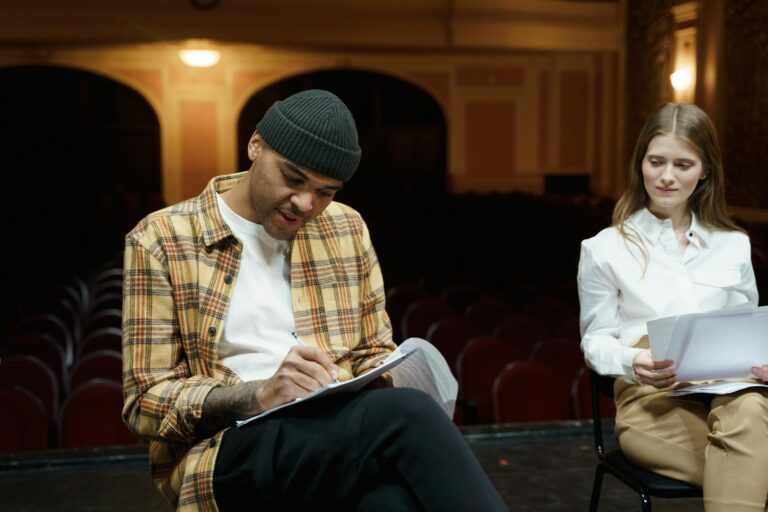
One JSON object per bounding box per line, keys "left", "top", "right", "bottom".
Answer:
{"left": 612, "top": 103, "right": 742, "bottom": 266}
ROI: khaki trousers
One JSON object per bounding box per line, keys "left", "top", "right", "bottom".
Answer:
{"left": 614, "top": 338, "right": 768, "bottom": 511}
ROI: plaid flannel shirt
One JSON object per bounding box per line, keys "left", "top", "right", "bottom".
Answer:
{"left": 122, "top": 173, "right": 395, "bottom": 511}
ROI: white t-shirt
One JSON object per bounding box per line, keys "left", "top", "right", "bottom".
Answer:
{"left": 215, "top": 193, "right": 299, "bottom": 381}
{"left": 577, "top": 207, "right": 758, "bottom": 381}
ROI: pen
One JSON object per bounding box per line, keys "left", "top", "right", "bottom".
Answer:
{"left": 292, "top": 331, "right": 340, "bottom": 384}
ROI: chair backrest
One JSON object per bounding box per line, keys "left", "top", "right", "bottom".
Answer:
{"left": 530, "top": 337, "right": 585, "bottom": 386}
{"left": 3, "top": 333, "right": 68, "bottom": 395}
{"left": 59, "top": 378, "right": 139, "bottom": 448}
{"left": 572, "top": 366, "right": 615, "bottom": 420}
{"left": 0, "top": 355, "right": 59, "bottom": 423}
{"left": 385, "top": 283, "right": 429, "bottom": 341}
{"left": 81, "top": 309, "right": 122, "bottom": 338}
{"left": 528, "top": 295, "right": 577, "bottom": 328}
{"left": 464, "top": 298, "right": 515, "bottom": 335}
{"left": 493, "top": 315, "right": 549, "bottom": 358}
{"left": 0, "top": 388, "right": 48, "bottom": 452}
{"left": 425, "top": 317, "right": 481, "bottom": 375}
{"left": 88, "top": 292, "right": 123, "bottom": 315}
{"left": 492, "top": 361, "right": 569, "bottom": 423}
{"left": 438, "top": 284, "right": 485, "bottom": 314}
{"left": 78, "top": 327, "right": 122, "bottom": 359}
{"left": 401, "top": 299, "right": 454, "bottom": 341}
{"left": 11, "top": 313, "right": 74, "bottom": 366}
{"left": 70, "top": 349, "right": 122, "bottom": 391}
{"left": 456, "top": 336, "right": 523, "bottom": 424}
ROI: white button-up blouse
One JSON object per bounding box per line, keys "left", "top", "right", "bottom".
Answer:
{"left": 577, "top": 208, "right": 758, "bottom": 381}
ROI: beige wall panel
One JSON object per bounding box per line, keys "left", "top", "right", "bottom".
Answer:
{"left": 558, "top": 70, "right": 590, "bottom": 169}
{"left": 464, "top": 101, "right": 516, "bottom": 175}
{"left": 180, "top": 100, "right": 219, "bottom": 199}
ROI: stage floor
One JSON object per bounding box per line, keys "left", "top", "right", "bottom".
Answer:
{"left": 0, "top": 421, "right": 703, "bottom": 511}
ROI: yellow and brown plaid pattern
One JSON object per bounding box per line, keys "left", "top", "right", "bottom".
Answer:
{"left": 122, "top": 172, "right": 395, "bottom": 511}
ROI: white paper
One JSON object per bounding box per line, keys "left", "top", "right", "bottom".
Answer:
{"left": 647, "top": 306, "right": 768, "bottom": 381}
{"left": 668, "top": 380, "right": 768, "bottom": 397}
{"left": 237, "top": 348, "right": 414, "bottom": 427}
{"left": 236, "top": 337, "right": 458, "bottom": 427}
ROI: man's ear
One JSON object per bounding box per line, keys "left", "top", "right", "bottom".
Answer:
{"left": 247, "top": 131, "right": 262, "bottom": 161}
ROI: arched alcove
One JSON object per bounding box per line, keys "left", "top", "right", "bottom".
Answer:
{"left": 0, "top": 65, "right": 162, "bottom": 295}
{"left": 237, "top": 69, "right": 447, "bottom": 214}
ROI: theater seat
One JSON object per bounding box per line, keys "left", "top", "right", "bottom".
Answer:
{"left": 0, "top": 389, "right": 48, "bottom": 452}
{"left": 78, "top": 327, "right": 122, "bottom": 359}
{"left": 69, "top": 350, "right": 122, "bottom": 391}
{"left": 456, "top": 337, "right": 522, "bottom": 424}
{"left": 0, "top": 355, "right": 59, "bottom": 424}
{"left": 59, "top": 379, "right": 139, "bottom": 448}
{"left": 401, "top": 299, "right": 454, "bottom": 341}
{"left": 492, "top": 361, "right": 568, "bottom": 423}
{"left": 425, "top": 317, "right": 481, "bottom": 376}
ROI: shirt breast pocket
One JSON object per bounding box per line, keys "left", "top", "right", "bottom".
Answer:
{"left": 692, "top": 268, "right": 741, "bottom": 289}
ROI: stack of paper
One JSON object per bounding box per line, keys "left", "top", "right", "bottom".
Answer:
{"left": 647, "top": 305, "right": 768, "bottom": 382}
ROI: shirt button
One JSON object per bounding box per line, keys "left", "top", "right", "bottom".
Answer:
{"left": 224, "top": 275, "right": 233, "bottom": 284}
{"left": 228, "top": 235, "right": 237, "bottom": 245}
{"left": 209, "top": 438, "right": 218, "bottom": 448}
{"left": 208, "top": 326, "right": 217, "bottom": 336}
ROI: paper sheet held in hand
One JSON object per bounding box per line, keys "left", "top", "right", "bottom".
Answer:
{"left": 646, "top": 305, "right": 768, "bottom": 389}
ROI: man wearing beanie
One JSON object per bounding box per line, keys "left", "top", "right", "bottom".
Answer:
{"left": 122, "top": 90, "right": 506, "bottom": 511}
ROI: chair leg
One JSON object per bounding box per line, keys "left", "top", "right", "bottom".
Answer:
{"left": 639, "top": 489, "right": 652, "bottom": 512}
{"left": 589, "top": 464, "right": 605, "bottom": 512}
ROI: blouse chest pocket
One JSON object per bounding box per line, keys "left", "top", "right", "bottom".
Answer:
{"left": 692, "top": 268, "right": 741, "bottom": 288}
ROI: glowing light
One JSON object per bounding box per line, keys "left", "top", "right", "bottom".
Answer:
{"left": 670, "top": 68, "right": 693, "bottom": 91}
{"left": 179, "top": 49, "right": 221, "bottom": 68}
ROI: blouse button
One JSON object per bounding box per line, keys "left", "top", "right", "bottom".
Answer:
{"left": 208, "top": 326, "right": 217, "bottom": 336}
{"left": 224, "top": 275, "right": 233, "bottom": 284}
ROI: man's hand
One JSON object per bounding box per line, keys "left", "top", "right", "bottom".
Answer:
{"left": 195, "top": 346, "right": 337, "bottom": 438}
{"left": 253, "top": 345, "right": 338, "bottom": 414}
{"left": 752, "top": 364, "right": 768, "bottom": 383}
{"left": 632, "top": 349, "right": 677, "bottom": 388}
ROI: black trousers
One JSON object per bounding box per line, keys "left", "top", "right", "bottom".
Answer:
{"left": 213, "top": 388, "right": 507, "bottom": 511}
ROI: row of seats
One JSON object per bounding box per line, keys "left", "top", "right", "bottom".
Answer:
{"left": 0, "top": 263, "right": 130, "bottom": 451}
{"left": 0, "top": 374, "right": 137, "bottom": 452}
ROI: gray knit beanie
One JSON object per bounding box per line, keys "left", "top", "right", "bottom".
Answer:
{"left": 256, "top": 89, "right": 361, "bottom": 182}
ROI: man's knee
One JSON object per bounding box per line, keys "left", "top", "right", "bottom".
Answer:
{"left": 358, "top": 388, "right": 449, "bottom": 429}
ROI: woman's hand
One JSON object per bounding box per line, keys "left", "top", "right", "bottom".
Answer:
{"left": 632, "top": 349, "right": 677, "bottom": 388}
{"left": 752, "top": 364, "right": 768, "bottom": 383}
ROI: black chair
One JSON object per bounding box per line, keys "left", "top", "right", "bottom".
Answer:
{"left": 588, "top": 370, "right": 702, "bottom": 511}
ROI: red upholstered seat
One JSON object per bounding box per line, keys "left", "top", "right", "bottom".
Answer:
{"left": 530, "top": 337, "right": 585, "bottom": 389}
{"left": 0, "top": 355, "right": 59, "bottom": 423}
{"left": 493, "top": 315, "right": 549, "bottom": 359}
{"left": 492, "top": 361, "right": 569, "bottom": 423}
{"left": 81, "top": 309, "right": 122, "bottom": 338}
{"left": 0, "top": 389, "right": 48, "bottom": 452}
{"left": 3, "top": 333, "right": 68, "bottom": 395}
{"left": 59, "top": 379, "right": 139, "bottom": 448}
{"left": 401, "top": 299, "right": 454, "bottom": 341}
{"left": 456, "top": 336, "right": 523, "bottom": 424}
{"left": 425, "top": 317, "right": 481, "bottom": 376}
{"left": 464, "top": 298, "right": 516, "bottom": 335}
{"left": 70, "top": 350, "right": 122, "bottom": 391}
{"left": 385, "top": 283, "right": 429, "bottom": 342}
{"left": 78, "top": 327, "right": 122, "bottom": 359}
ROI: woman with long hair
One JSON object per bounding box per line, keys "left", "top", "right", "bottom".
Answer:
{"left": 578, "top": 103, "right": 768, "bottom": 511}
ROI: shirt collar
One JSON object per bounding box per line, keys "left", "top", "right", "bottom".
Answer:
{"left": 627, "top": 208, "right": 711, "bottom": 248}
{"left": 198, "top": 172, "right": 245, "bottom": 248}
